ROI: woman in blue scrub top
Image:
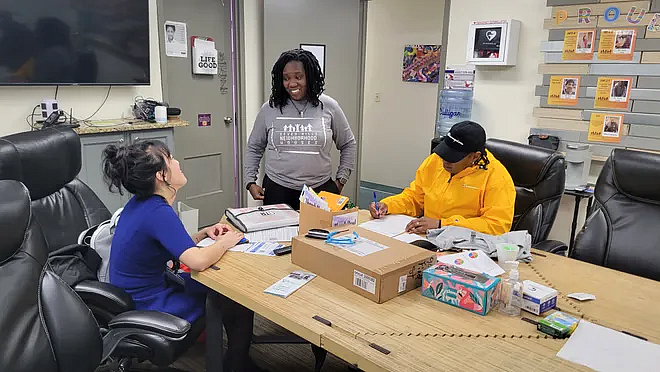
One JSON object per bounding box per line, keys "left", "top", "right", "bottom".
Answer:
{"left": 102, "top": 140, "right": 262, "bottom": 372}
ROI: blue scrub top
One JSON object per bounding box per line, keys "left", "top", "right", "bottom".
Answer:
{"left": 109, "top": 195, "right": 205, "bottom": 323}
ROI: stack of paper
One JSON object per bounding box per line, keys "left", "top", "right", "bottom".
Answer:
{"left": 245, "top": 226, "right": 299, "bottom": 242}
{"left": 359, "top": 214, "right": 415, "bottom": 237}
{"left": 299, "top": 185, "right": 329, "bottom": 211}
{"left": 230, "top": 242, "right": 283, "bottom": 256}
{"left": 437, "top": 251, "right": 505, "bottom": 277}
{"left": 557, "top": 320, "right": 660, "bottom": 372}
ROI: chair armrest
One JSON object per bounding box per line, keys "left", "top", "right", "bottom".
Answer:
{"left": 74, "top": 280, "right": 135, "bottom": 314}
{"left": 108, "top": 310, "right": 191, "bottom": 339}
{"left": 533, "top": 240, "right": 568, "bottom": 255}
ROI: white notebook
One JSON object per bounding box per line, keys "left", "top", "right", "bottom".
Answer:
{"left": 225, "top": 204, "right": 299, "bottom": 233}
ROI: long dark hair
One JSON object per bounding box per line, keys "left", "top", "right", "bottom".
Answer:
{"left": 269, "top": 49, "right": 325, "bottom": 113}
{"left": 102, "top": 140, "right": 171, "bottom": 199}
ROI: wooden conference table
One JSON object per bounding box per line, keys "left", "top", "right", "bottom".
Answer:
{"left": 193, "top": 211, "right": 660, "bottom": 371}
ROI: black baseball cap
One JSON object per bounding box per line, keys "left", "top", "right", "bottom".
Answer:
{"left": 433, "top": 121, "right": 486, "bottom": 163}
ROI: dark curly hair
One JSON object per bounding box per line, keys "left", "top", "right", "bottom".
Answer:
{"left": 269, "top": 49, "right": 325, "bottom": 113}
{"left": 102, "top": 140, "right": 172, "bottom": 199}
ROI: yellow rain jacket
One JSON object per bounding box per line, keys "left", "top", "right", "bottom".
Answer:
{"left": 381, "top": 151, "right": 516, "bottom": 235}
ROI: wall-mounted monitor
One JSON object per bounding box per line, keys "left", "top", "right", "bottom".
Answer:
{"left": 0, "top": 0, "right": 150, "bottom": 86}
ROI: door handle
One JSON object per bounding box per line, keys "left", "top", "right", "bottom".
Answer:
{"left": 224, "top": 116, "right": 233, "bottom": 126}
{"left": 134, "top": 137, "right": 140, "bottom": 143}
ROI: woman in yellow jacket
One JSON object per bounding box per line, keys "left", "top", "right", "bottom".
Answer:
{"left": 369, "top": 121, "right": 516, "bottom": 236}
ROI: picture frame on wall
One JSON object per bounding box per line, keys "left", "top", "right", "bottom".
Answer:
{"left": 300, "top": 43, "right": 326, "bottom": 76}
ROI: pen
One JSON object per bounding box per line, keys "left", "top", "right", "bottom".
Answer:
{"left": 373, "top": 191, "right": 379, "bottom": 216}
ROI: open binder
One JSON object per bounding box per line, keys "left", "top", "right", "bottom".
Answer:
{"left": 225, "top": 204, "right": 300, "bottom": 233}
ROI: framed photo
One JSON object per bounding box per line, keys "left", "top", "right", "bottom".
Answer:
{"left": 300, "top": 43, "right": 326, "bottom": 76}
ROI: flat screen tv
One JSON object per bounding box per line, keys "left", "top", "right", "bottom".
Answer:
{"left": 0, "top": 1, "right": 150, "bottom": 86}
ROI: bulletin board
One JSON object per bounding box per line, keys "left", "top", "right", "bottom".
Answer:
{"left": 533, "top": 0, "right": 660, "bottom": 160}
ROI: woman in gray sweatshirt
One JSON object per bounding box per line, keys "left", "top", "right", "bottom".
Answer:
{"left": 244, "top": 49, "right": 357, "bottom": 209}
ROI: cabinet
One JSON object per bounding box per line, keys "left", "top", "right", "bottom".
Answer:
{"left": 78, "top": 128, "right": 175, "bottom": 213}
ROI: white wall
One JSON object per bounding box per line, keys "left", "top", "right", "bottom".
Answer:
{"left": 242, "top": 0, "right": 265, "bottom": 207}
{"left": 0, "top": 0, "right": 162, "bottom": 137}
{"left": 445, "top": 0, "right": 549, "bottom": 143}
{"left": 360, "top": 0, "right": 444, "bottom": 189}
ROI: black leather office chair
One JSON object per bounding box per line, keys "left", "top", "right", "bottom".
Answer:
{"left": 572, "top": 149, "right": 660, "bottom": 281}
{"left": 431, "top": 137, "right": 566, "bottom": 247}
{"left": 0, "top": 179, "right": 192, "bottom": 372}
{"left": 0, "top": 128, "right": 204, "bottom": 370}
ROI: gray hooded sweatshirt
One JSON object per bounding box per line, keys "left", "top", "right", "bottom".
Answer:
{"left": 244, "top": 94, "right": 357, "bottom": 190}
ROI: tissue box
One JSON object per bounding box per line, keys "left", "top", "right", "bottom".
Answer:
{"left": 422, "top": 263, "right": 500, "bottom": 316}
{"left": 522, "top": 280, "right": 558, "bottom": 315}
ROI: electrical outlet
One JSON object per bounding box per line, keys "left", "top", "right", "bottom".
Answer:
{"left": 375, "top": 93, "right": 381, "bottom": 102}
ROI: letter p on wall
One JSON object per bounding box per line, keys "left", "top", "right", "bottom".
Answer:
{"left": 556, "top": 10, "right": 568, "bottom": 25}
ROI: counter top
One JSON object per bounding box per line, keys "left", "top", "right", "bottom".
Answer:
{"left": 74, "top": 118, "right": 189, "bottom": 135}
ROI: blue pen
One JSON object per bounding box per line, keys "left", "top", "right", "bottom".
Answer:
{"left": 373, "top": 191, "right": 380, "bottom": 216}
{"left": 239, "top": 237, "right": 249, "bottom": 244}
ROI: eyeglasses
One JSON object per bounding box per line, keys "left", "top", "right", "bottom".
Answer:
{"left": 447, "top": 133, "right": 464, "bottom": 146}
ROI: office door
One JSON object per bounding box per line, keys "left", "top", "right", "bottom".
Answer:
{"left": 158, "top": 0, "right": 237, "bottom": 227}
{"left": 263, "top": 0, "right": 366, "bottom": 203}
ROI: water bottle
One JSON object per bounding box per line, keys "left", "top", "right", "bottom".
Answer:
{"left": 436, "top": 89, "right": 473, "bottom": 137}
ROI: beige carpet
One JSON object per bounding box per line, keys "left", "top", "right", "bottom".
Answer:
{"left": 169, "top": 314, "right": 353, "bottom": 372}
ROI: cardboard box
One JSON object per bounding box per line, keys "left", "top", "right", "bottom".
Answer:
{"left": 292, "top": 226, "right": 436, "bottom": 303}
{"left": 522, "top": 280, "right": 558, "bottom": 315}
{"left": 298, "top": 202, "right": 359, "bottom": 236}
{"left": 421, "top": 263, "right": 501, "bottom": 316}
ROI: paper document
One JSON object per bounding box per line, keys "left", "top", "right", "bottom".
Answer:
{"left": 242, "top": 242, "right": 283, "bottom": 256}
{"left": 245, "top": 227, "right": 299, "bottom": 242}
{"left": 395, "top": 233, "right": 431, "bottom": 244}
{"left": 328, "top": 237, "right": 388, "bottom": 257}
{"left": 557, "top": 320, "right": 660, "bottom": 372}
{"left": 437, "top": 251, "right": 505, "bottom": 277}
{"left": 264, "top": 271, "right": 316, "bottom": 298}
{"left": 359, "top": 215, "right": 415, "bottom": 237}
{"left": 197, "top": 237, "right": 215, "bottom": 248}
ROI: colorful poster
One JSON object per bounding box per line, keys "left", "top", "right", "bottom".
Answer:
{"left": 594, "top": 77, "right": 632, "bottom": 109}
{"left": 402, "top": 45, "right": 441, "bottom": 83}
{"left": 198, "top": 113, "right": 211, "bottom": 127}
{"left": 588, "top": 113, "right": 624, "bottom": 143}
{"left": 548, "top": 76, "right": 581, "bottom": 106}
{"left": 598, "top": 29, "right": 637, "bottom": 61}
{"left": 562, "top": 29, "right": 595, "bottom": 60}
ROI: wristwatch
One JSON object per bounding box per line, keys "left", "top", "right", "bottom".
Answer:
{"left": 246, "top": 182, "right": 256, "bottom": 191}
{"left": 337, "top": 177, "right": 348, "bottom": 185}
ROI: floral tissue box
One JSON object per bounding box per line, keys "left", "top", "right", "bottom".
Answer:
{"left": 422, "top": 262, "right": 501, "bottom": 316}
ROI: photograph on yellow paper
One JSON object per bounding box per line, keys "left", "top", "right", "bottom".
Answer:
{"left": 547, "top": 76, "right": 580, "bottom": 106}
{"left": 594, "top": 77, "right": 632, "bottom": 109}
{"left": 588, "top": 113, "right": 623, "bottom": 143}
{"left": 598, "top": 29, "right": 636, "bottom": 61}
{"left": 562, "top": 29, "right": 595, "bottom": 60}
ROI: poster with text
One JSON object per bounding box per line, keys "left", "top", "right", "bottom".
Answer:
{"left": 594, "top": 77, "right": 632, "bottom": 109}
{"left": 562, "top": 30, "right": 595, "bottom": 60}
{"left": 548, "top": 76, "right": 580, "bottom": 106}
{"left": 402, "top": 45, "right": 441, "bottom": 83}
{"left": 588, "top": 113, "right": 623, "bottom": 143}
{"left": 164, "top": 21, "right": 188, "bottom": 58}
{"left": 598, "top": 29, "right": 637, "bottom": 61}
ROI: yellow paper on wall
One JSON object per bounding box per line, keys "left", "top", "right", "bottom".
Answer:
{"left": 588, "top": 113, "right": 623, "bottom": 143}
{"left": 562, "top": 29, "right": 595, "bottom": 61}
{"left": 548, "top": 76, "right": 580, "bottom": 106}
{"left": 598, "top": 29, "right": 637, "bottom": 61}
{"left": 594, "top": 77, "right": 632, "bottom": 109}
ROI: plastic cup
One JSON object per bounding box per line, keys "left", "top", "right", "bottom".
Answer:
{"left": 496, "top": 243, "right": 519, "bottom": 272}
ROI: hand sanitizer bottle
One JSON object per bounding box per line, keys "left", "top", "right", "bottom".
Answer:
{"left": 498, "top": 261, "right": 522, "bottom": 316}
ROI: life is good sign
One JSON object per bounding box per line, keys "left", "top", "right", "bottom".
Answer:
{"left": 193, "top": 48, "right": 218, "bottom": 75}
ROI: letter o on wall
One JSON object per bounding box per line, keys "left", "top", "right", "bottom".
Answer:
{"left": 604, "top": 6, "right": 620, "bottom": 22}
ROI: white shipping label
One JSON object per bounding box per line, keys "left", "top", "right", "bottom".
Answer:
{"left": 332, "top": 211, "right": 358, "bottom": 227}
{"left": 353, "top": 270, "right": 376, "bottom": 294}
{"left": 398, "top": 275, "right": 407, "bottom": 293}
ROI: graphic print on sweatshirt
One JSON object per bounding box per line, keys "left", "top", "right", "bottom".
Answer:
{"left": 269, "top": 117, "right": 328, "bottom": 155}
